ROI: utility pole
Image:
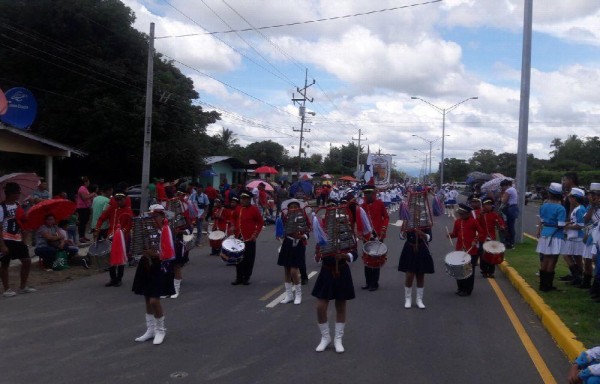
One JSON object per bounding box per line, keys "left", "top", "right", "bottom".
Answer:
{"left": 292, "top": 68, "right": 314, "bottom": 181}
{"left": 352, "top": 129, "right": 366, "bottom": 179}
{"left": 140, "top": 23, "right": 155, "bottom": 211}
{"left": 515, "top": 0, "right": 533, "bottom": 244}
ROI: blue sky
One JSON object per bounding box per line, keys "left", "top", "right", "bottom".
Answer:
{"left": 123, "top": 0, "right": 600, "bottom": 176}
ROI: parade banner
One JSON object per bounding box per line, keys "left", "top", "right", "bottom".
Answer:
{"left": 364, "top": 154, "right": 392, "bottom": 189}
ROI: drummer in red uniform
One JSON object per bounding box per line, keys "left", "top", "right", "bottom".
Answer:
{"left": 94, "top": 193, "right": 133, "bottom": 287}
{"left": 360, "top": 185, "right": 389, "bottom": 291}
{"left": 447, "top": 203, "right": 485, "bottom": 296}
{"left": 478, "top": 198, "right": 506, "bottom": 278}
{"left": 209, "top": 198, "right": 230, "bottom": 255}
{"left": 231, "top": 191, "right": 263, "bottom": 285}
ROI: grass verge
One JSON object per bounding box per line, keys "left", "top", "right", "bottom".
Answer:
{"left": 504, "top": 237, "right": 599, "bottom": 347}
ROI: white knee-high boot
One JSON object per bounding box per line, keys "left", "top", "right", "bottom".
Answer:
{"left": 334, "top": 323, "right": 345, "bottom": 353}
{"left": 416, "top": 287, "right": 426, "bottom": 309}
{"left": 315, "top": 322, "right": 331, "bottom": 352}
{"left": 135, "top": 313, "right": 155, "bottom": 342}
{"left": 293, "top": 284, "right": 302, "bottom": 304}
{"left": 404, "top": 286, "right": 412, "bottom": 309}
{"left": 171, "top": 279, "right": 182, "bottom": 299}
{"left": 153, "top": 316, "right": 166, "bottom": 345}
{"left": 280, "top": 282, "right": 294, "bottom": 304}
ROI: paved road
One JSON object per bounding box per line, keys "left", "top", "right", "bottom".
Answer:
{"left": 0, "top": 206, "right": 569, "bottom": 384}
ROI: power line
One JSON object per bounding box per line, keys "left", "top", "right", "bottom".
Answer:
{"left": 155, "top": 0, "right": 444, "bottom": 39}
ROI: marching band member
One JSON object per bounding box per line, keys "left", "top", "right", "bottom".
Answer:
{"left": 312, "top": 199, "right": 358, "bottom": 353}
{"left": 132, "top": 204, "right": 175, "bottom": 345}
{"left": 94, "top": 192, "right": 133, "bottom": 287}
{"left": 398, "top": 226, "right": 434, "bottom": 309}
{"left": 447, "top": 203, "right": 485, "bottom": 296}
{"left": 231, "top": 191, "right": 264, "bottom": 285}
{"left": 444, "top": 186, "right": 458, "bottom": 218}
{"left": 535, "top": 183, "right": 566, "bottom": 292}
{"left": 478, "top": 198, "right": 506, "bottom": 278}
{"left": 360, "top": 185, "right": 389, "bottom": 292}
{"left": 276, "top": 199, "right": 311, "bottom": 304}
{"left": 170, "top": 190, "right": 194, "bottom": 299}
{"left": 584, "top": 183, "right": 600, "bottom": 300}
{"left": 209, "top": 198, "right": 231, "bottom": 256}
{"left": 562, "top": 188, "right": 587, "bottom": 287}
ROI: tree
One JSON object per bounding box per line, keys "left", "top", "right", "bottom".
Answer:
{"left": 215, "top": 127, "right": 239, "bottom": 151}
{"left": 469, "top": 149, "right": 497, "bottom": 174}
{"left": 243, "top": 140, "right": 289, "bottom": 166}
{"left": 0, "top": 0, "right": 219, "bottom": 187}
{"left": 443, "top": 158, "right": 471, "bottom": 182}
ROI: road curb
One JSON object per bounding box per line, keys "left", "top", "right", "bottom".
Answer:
{"left": 499, "top": 257, "right": 585, "bottom": 361}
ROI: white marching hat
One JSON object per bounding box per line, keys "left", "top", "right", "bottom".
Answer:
{"left": 547, "top": 182, "right": 562, "bottom": 195}
{"left": 569, "top": 187, "right": 585, "bottom": 198}
{"left": 590, "top": 183, "right": 600, "bottom": 192}
{"left": 281, "top": 198, "right": 307, "bottom": 211}
{"left": 148, "top": 204, "right": 165, "bottom": 212}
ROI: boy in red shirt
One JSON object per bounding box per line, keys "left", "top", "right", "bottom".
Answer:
{"left": 478, "top": 198, "right": 506, "bottom": 278}
{"left": 231, "top": 191, "right": 264, "bottom": 285}
{"left": 448, "top": 203, "right": 485, "bottom": 296}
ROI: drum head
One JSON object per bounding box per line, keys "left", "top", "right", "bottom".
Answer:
{"left": 88, "top": 240, "right": 110, "bottom": 257}
{"left": 483, "top": 241, "right": 505, "bottom": 253}
{"left": 445, "top": 251, "right": 470, "bottom": 265}
{"left": 222, "top": 238, "right": 245, "bottom": 252}
{"left": 209, "top": 231, "right": 226, "bottom": 241}
{"left": 363, "top": 241, "right": 387, "bottom": 257}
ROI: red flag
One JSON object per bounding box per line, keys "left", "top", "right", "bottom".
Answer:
{"left": 109, "top": 225, "right": 128, "bottom": 266}
{"left": 160, "top": 219, "right": 176, "bottom": 260}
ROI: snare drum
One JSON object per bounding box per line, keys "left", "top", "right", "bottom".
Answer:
{"left": 361, "top": 241, "right": 388, "bottom": 268}
{"left": 183, "top": 233, "right": 196, "bottom": 253}
{"left": 444, "top": 251, "right": 473, "bottom": 280}
{"left": 209, "top": 230, "right": 226, "bottom": 249}
{"left": 87, "top": 239, "right": 111, "bottom": 269}
{"left": 482, "top": 241, "right": 506, "bottom": 265}
{"left": 220, "top": 238, "right": 245, "bottom": 265}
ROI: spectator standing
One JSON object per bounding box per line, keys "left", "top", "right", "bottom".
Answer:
{"left": 500, "top": 179, "right": 519, "bottom": 249}
{"left": 205, "top": 183, "right": 218, "bottom": 220}
{"left": 193, "top": 184, "right": 209, "bottom": 246}
{"left": 75, "top": 177, "right": 97, "bottom": 243}
{"left": 0, "top": 182, "right": 36, "bottom": 297}
{"left": 31, "top": 181, "right": 50, "bottom": 204}
{"left": 91, "top": 185, "right": 112, "bottom": 240}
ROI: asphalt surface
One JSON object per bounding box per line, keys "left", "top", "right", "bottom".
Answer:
{"left": 0, "top": 203, "right": 570, "bottom": 384}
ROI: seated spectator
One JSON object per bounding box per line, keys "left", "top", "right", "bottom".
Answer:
{"left": 569, "top": 346, "right": 600, "bottom": 384}
{"left": 57, "top": 220, "right": 80, "bottom": 261}
{"left": 35, "top": 214, "right": 77, "bottom": 269}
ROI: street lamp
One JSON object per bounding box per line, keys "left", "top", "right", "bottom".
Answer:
{"left": 413, "top": 148, "right": 429, "bottom": 182}
{"left": 412, "top": 134, "right": 447, "bottom": 183}
{"left": 411, "top": 96, "right": 478, "bottom": 186}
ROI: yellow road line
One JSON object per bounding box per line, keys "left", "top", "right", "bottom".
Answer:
{"left": 488, "top": 278, "right": 557, "bottom": 384}
{"left": 259, "top": 286, "right": 283, "bottom": 301}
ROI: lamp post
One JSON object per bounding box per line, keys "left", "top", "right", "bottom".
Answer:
{"left": 411, "top": 96, "right": 478, "bottom": 187}
{"left": 413, "top": 148, "right": 429, "bottom": 183}
{"left": 412, "top": 134, "right": 446, "bottom": 183}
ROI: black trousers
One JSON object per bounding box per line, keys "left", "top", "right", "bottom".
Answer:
{"left": 236, "top": 240, "right": 256, "bottom": 282}
{"left": 109, "top": 265, "right": 125, "bottom": 282}
{"left": 76, "top": 208, "right": 91, "bottom": 238}
{"left": 456, "top": 254, "right": 478, "bottom": 294}
{"left": 299, "top": 252, "right": 308, "bottom": 280}
{"left": 364, "top": 266, "right": 381, "bottom": 288}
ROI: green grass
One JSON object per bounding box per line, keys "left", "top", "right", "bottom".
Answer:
{"left": 505, "top": 237, "right": 599, "bottom": 347}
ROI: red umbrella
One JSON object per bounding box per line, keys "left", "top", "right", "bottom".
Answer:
{"left": 254, "top": 166, "right": 278, "bottom": 174}
{"left": 0, "top": 173, "right": 40, "bottom": 204}
{"left": 339, "top": 176, "right": 357, "bottom": 181}
{"left": 23, "top": 198, "right": 76, "bottom": 231}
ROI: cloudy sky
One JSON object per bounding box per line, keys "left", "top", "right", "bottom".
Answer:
{"left": 121, "top": 0, "right": 600, "bottom": 176}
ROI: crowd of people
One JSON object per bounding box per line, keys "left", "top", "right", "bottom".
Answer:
{"left": 2, "top": 171, "right": 599, "bottom": 368}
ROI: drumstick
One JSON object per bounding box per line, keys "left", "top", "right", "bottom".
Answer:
{"left": 445, "top": 226, "right": 454, "bottom": 247}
